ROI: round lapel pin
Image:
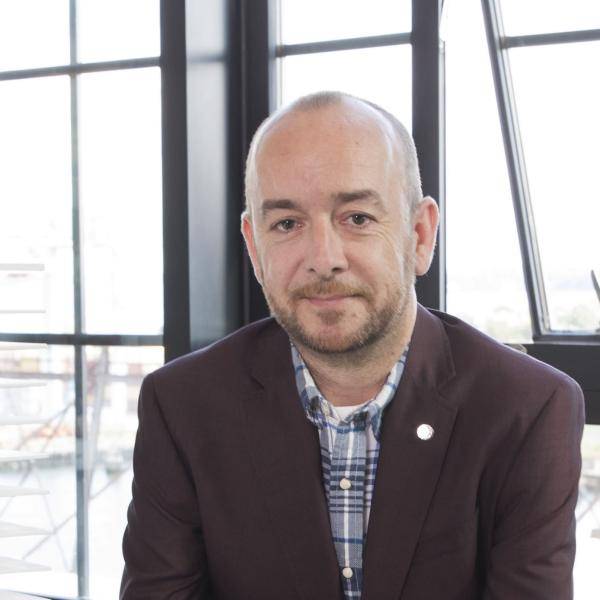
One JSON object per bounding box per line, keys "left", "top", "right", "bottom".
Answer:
{"left": 416, "top": 423, "right": 434, "bottom": 440}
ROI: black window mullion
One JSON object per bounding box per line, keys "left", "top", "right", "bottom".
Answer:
{"left": 0, "top": 333, "right": 163, "bottom": 345}
{"left": 481, "top": 0, "right": 549, "bottom": 339}
{"left": 412, "top": 0, "right": 445, "bottom": 311}
{"left": 68, "top": 0, "right": 89, "bottom": 596}
{"left": 0, "top": 57, "right": 160, "bottom": 82}
{"left": 277, "top": 32, "right": 411, "bottom": 57}
{"left": 503, "top": 28, "right": 600, "bottom": 49}
{"left": 242, "top": 0, "right": 275, "bottom": 324}
{"left": 160, "top": 0, "right": 191, "bottom": 361}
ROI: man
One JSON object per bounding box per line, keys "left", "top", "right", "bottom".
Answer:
{"left": 120, "top": 91, "right": 584, "bottom": 600}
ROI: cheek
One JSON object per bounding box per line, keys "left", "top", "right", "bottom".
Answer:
{"left": 386, "top": 230, "right": 415, "bottom": 268}
{"left": 258, "top": 244, "right": 300, "bottom": 290}
{"left": 357, "top": 235, "right": 407, "bottom": 272}
{"left": 348, "top": 239, "right": 413, "bottom": 294}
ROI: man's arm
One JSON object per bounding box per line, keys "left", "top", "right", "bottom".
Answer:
{"left": 120, "top": 373, "right": 211, "bottom": 599}
{"left": 483, "top": 377, "right": 585, "bottom": 599}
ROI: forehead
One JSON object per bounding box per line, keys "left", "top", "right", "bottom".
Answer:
{"left": 254, "top": 103, "right": 400, "bottom": 200}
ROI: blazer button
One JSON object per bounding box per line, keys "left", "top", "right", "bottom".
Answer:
{"left": 342, "top": 567, "right": 353, "bottom": 579}
{"left": 416, "top": 423, "right": 434, "bottom": 440}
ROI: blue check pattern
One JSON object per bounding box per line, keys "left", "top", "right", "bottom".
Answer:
{"left": 292, "top": 344, "right": 408, "bottom": 599}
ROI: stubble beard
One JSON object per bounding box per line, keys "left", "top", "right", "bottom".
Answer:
{"left": 263, "top": 262, "right": 415, "bottom": 358}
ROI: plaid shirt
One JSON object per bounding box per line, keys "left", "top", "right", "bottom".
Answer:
{"left": 292, "top": 344, "right": 408, "bottom": 599}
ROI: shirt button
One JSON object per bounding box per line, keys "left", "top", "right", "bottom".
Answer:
{"left": 322, "top": 403, "right": 331, "bottom": 417}
{"left": 339, "top": 478, "right": 352, "bottom": 490}
{"left": 342, "top": 567, "right": 353, "bottom": 579}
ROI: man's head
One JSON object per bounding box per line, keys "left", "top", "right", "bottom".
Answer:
{"left": 242, "top": 91, "right": 438, "bottom": 357}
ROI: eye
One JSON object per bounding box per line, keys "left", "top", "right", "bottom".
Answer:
{"left": 273, "top": 218, "right": 298, "bottom": 232}
{"left": 347, "top": 213, "right": 372, "bottom": 227}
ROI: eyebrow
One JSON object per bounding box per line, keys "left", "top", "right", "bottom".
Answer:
{"left": 332, "top": 189, "right": 384, "bottom": 208}
{"left": 260, "top": 198, "right": 300, "bottom": 219}
{"left": 259, "top": 189, "right": 384, "bottom": 219}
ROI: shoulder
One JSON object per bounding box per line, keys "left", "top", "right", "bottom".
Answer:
{"left": 431, "top": 308, "right": 575, "bottom": 388}
{"left": 141, "top": 317, "right": 284, "bottom": 406}
{"left": 426, "top": 308, "right": 583, "bottom": 421}
{"left": 153, "top": 316, "right": 283, "bottom": 385}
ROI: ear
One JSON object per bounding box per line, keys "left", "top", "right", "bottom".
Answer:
{"left": 241, "top": 211, "right": 263, "bottom": 285}
{"left": 412, "top": 196, "right": 439, "bottom": 276}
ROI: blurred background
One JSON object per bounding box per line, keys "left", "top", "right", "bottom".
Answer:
{"left": 0, "top": 1, "right": 598, "bottom": 598}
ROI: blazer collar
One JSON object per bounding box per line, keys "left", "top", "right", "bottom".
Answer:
{"left": 244, "top": 321, "right": 344, "bottom": 600}
{"left": 362, "top": 305, "right": 458, "bottom": 599}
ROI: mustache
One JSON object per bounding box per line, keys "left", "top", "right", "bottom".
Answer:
{"left": 289, "top": 280, "right": 371, "bottom": 300}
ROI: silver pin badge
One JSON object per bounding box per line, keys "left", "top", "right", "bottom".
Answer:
{"left": 416, "top": 423, "right": 434, "bottom": 441}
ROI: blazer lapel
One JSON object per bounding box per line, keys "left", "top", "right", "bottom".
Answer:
{"left": 362, "top": 305, "right": 458, "bottom": 600}
{"left": 243, "top": 323, "right": 343, "bottom": 600}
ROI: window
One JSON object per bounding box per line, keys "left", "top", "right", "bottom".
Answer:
{"left": 3, "top": 1, "right": 596, "bottom": 597}
{"left": 445, "top": 0, "right": 532, "bottom": 342}
{"left": 277, "top": 0, "right": 412, "bottom": 123}
{"left": 476, "top": 3, "right": 600, "bottom": 595}
{"left": 0, "top": 1, "right": 163, "bottom": 598}
{"left": 481, "top": 0, "right": 600, "bottom": 342}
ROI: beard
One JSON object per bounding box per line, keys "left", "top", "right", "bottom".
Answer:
{"left": 263, "top": 260, "right": 415, "bottom": 356}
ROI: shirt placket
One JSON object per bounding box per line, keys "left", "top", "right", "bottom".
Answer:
{"left": 326, "top": 414, "right": 367, "bottom": 598}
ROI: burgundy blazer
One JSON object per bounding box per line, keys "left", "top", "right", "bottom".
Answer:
{"left": 120, "top": 305, "right": 584, "bottom": 600}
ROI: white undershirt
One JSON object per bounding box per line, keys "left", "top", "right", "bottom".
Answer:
{"left": 331, "top": 401, "right": 370, "bottom": 422}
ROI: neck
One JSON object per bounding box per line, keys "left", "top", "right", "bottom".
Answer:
{"left": 295, "top": 292, "right": 417, "bottom": 406}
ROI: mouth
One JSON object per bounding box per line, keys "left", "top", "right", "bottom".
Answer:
{"left": 303, "top": 295, "right": 357, "bottom": 308}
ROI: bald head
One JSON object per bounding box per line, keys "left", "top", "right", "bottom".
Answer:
{"left": 244, "top": 91, "right": 422, "bottom": 221}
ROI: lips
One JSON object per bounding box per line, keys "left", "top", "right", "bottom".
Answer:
{"left": 290, "top": 282, "right": 370, "bottom": 303}
{"left": 304, "top": 295, "right": 355, "bottom": 307}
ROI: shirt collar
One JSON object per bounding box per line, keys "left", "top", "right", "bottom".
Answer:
{"left": 291, "top": 343, "right": 409, "bottom": 441}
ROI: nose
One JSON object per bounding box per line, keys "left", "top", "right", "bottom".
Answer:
{"left": 304, "top": 219, "right": 349, "bottom": 278}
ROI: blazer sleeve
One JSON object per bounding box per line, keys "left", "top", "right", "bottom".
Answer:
{"left": 120, "top": 373, "right": 212, "bottom": 599}
{"left": 483, "top": 377, "right": 585, "bottom": 600}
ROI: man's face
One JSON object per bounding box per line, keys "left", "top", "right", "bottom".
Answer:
{"left": 243, "top": 104, "right": 418, "bottom": 355}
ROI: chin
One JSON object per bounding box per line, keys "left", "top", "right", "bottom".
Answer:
{"left": 267, "top": 290, "right": 405, "bottom": 355}
{"left": 290, "top": 320, "right": 385, "bottom": 355}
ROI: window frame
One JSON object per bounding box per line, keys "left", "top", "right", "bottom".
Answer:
{"left": 5, "top": 1, "right": 592, "bottom": 597}
{"left": 481, "top": 0, "right": 600, "bottom": 343}
{"left": 0, "top": 0, "right": 162, "bottom": 597}
{"left": 479, "top": 0, "right": 600, "bottom": 421}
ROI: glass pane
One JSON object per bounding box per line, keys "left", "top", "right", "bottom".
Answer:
{"left": 0, "top": 77, "right": 74, "bottom": 334}
{"left": 279, "top": 45, "right": 412, "bottom": 129}
{"left": 78, "top": 68, "right": 163, "bottom": 335}
{"left": 501, "top": 0, "right": 600, "bottom": 37}
{"left": 575, "top": 424, "right": 600, "bottom": 600}
{"left": 85, "top": 345, "right": 163, "bottom": 599}
{"left": 279, "top": 0, "right": 411, "bottom": 45}
{"left": 77, "top": 0, "right": 160, "bottom": 63}
{"left": 509, "top": 42, "right": 600, "bottom": 332}
{"left": 445, "top": 0, "right": 531, "bottom": 342}
{"left": 0, "top": 0, "right": 69, "bottom": 72}
{"left": 0, "top": 343, "right": 77, "bottom": 598}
